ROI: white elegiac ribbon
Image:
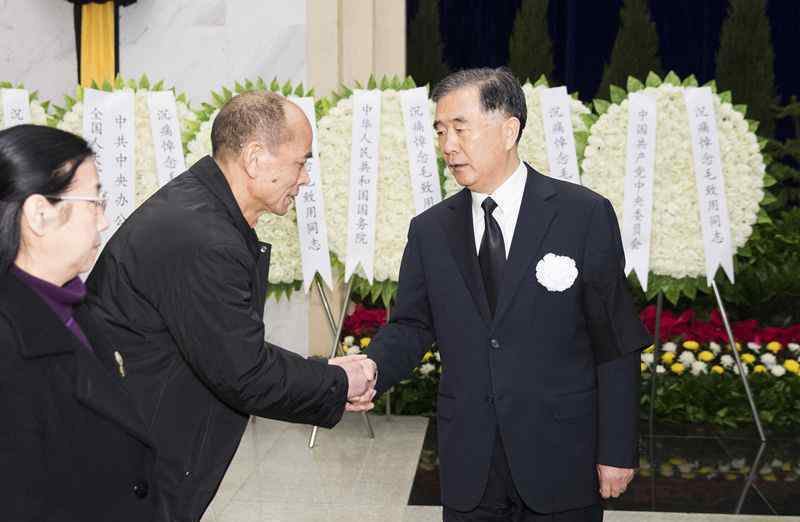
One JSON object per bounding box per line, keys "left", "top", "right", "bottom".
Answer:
{"left": 621, "top": 91, "right": 657, "bottom": 291}
{"left": 1, "top": 88, "right": 32, "bottom": 129}
{"left": 400, "top": 87, "right": 442, "bottom": 215}
{"left": 83, "top": 88, "right": 136, "bottom": 244}
{"left": 289, "top": 95, "right": 334, "bottom": 293}
{"left": 539, "top": 86, "right": 581, "bottom": 184}
{"left": 683, "top": 87, "right": 735, "bottom": 285}
{"left": 345, "top": 90, "right": 382, "bottom": 284}
{"left": 146, "top": 91, "right": 186, "bottom": 188}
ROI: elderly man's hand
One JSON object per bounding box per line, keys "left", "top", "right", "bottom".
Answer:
{"left": 328, "top": 355, "right": 377, "bottom": 408}
{"left": 597, "top": 464, "right": 635, "bottom": 498}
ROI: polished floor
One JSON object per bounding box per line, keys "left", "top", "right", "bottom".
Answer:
{"left": 410, "top": 419, "right": 800, "bottom": 517}
{"left": 199, "top": 414, "right": 799, "bottom": 521}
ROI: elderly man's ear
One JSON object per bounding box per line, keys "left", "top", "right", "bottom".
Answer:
{"left": 502, "top": 117, "right": 521, "bottom": 150}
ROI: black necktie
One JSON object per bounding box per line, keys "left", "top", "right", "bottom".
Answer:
{"left": 478, "top": 197, "right": 506, "bottom": 316}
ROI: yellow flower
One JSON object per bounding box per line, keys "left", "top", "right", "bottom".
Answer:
{"left": 698, "top": 466, "right": 714, "bottom": 475}
{"left": 698, "top": 351, "right": 715, "bottom": 362}
{"left": 640, "top": 362, "right": 647, "bottom": 372}
{"left": 764, "top": 474, "right": 778, "bottom": 482}
{"left": 644, "top": 344, "right": 655, "bottom": 353}
{"left": 724, "top": 473, "right": 738, "bottom": 481}
{"left": 360, "top": 337, "right": 371, "bottom": 348}
{"left": 661, "top": 352, "right": 676, "bottom": 364}
{"left": 422, "top": 351, "right": 434, "bottom": 363}
{"left": 784, "top": 360, "right": 800, "bottom": 374}
{"left": 683, "top": 340, "right": 700, "bottom": 351}
{"left": 711, "top": 365, "right": 725, "bottom": 375}
{"left": 766, "top": 341, "right": 783, "bottom": 353}
{"left": 671, "top": 362, "right": 686, "bottom": 375}
{"left": 754, "top": 365, "right": 767, "bottom": 374}
{"left": 741, "top": 353, "right": 756, "bottom": 365}
{"left": 668, "top": 458, "right": 686, "bottom": 465}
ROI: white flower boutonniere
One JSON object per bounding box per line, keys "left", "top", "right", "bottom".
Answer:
{"left": 535, "top": 253, "right": 579, "bottom": 292}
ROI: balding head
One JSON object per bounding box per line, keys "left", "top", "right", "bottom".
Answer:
{"left": 211, "top": 90, "right": 306, "bottom": 160}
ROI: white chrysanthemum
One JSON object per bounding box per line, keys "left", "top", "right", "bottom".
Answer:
{"left": 770, "top": 365, "right": 786, "bottom": 377}
{"left": 55, "top": 88, "right": 195, "bottom": 206}
{"left": 788, "top": 343, "right": 800, "bottom": 353}
{"left": 678, "top": 350, "right": 696, "bottom": 365}
{"left": 690, "top": 361, "right": 708, "bottom": 376}
{"left": 581, "top": 83, "right": 765, "bottom": 279}
{"left": 748, "top": 342, "right": 762, "bottom": 352}
{"left": 318, "top": 90, "right": 435, "bottom": 282}
{"left": 443, "top": 82, "right": 591, "bottom": 197}
{"left": 709, "top": 342, "right": 721, "bottom": 354}
{"left": 184, "top": 106, "right": 303, "bottom": 286}
{"left": 662, "top": 341, "right": 678, "bottom": 353}
{"left": 760, "top": 353, "right": 777, "bottom": 367}
{"left": 0, "top": 89, "right": 48, "bottom": 126}
{"left": 720, "top": 354, "right": 735, "bottom": 368}
{"left": 641, "top": 352, "right": 654, "bottom": 365}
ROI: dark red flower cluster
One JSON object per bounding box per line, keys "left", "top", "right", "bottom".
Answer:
{"left": 640, "top": 306, "right": 800, "bottom": 344}
{"left": 342, "top": 305, "right": 388, "bottom": 337}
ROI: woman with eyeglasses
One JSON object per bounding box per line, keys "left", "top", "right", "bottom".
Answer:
{"left": 0, "top": 125, "right": 165, "bottom": 521}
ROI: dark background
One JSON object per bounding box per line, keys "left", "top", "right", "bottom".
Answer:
{"left": 406, "top": 0, "right": 800, "bottom": 104}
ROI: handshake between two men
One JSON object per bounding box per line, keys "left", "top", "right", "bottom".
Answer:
{"left": 329, "top": 355, "right": 378, "bottom": 412}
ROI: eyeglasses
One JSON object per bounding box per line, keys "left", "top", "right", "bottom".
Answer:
{"left": 46, "top": 195, "right": 108, "bottom": 212}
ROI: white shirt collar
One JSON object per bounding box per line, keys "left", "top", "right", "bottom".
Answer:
{"left": 470, "top": 161, "right": 527, "bottom": 218}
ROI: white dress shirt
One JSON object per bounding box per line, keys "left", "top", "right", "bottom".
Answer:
{"left": 470, "top": 162, "right": 527, "bottom": 258}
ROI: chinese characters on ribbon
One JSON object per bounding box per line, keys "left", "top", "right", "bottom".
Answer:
{"left": 288, "top": 96, "right": 333, "bottom": 292}
{"left": 345, "top": 90, "right": 382, "bottom": 283}
{"left": 540, "top": 86, "right": 581, "bottom": 185}
{"left": 684, "top": 87, "right": 735, "bottom": 285}
{"left": 622, "top": 92, "right": 657, "bottom": 291}
{"left": 400, "top": 87, "right": 442, "bottom": 215}
{"left": 1, "top": 88, "right": 32, "bottom": 129}
{"left": 83, "top": 88, "right": 136, "bottom": 244}
{"left": 147, "top": 91, "right": 186, "bottom": 187}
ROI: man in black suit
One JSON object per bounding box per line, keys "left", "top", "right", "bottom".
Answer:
{"left": 366, "top": 68, "right": 651, "bottom": 521}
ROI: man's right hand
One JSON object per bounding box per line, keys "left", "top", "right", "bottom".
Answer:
{"left": 328, "top": 355, "right": 377, "bottom": 409}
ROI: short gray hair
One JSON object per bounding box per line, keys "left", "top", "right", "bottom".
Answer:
{"left": 431, "top": 67, "right": 526, "bottom": 144}
{"left": 211, "top": 91, "right": 294, "bottom": 159}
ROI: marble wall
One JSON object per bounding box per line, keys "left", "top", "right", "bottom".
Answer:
{"left": 0, "top": 0, "right": 77, "bottom": 104}
{"left": 119, "top": 0, "right": 306, "bottom": 103}
{"left": 0, "top": 0, "right": 306, "bottom": 106}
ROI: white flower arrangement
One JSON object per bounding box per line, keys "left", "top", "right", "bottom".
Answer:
{"left": 581, "top": 72, "right": 767, "bottom": 289}
{"left": 317, "top": 76, "right": 435, "bottom": 305}
{"left": 52, "top": 76, "right": 195, "bottom": 206}
{"left": 760, "top": 353, "right": 777, "bottom": 367}
{"left": 0, "top": 82, "right": 49, "bottom": 126}
{"left": 662, "top": 341, "right": 678, "bottom": 353}
{"left": 443, "top": 77, "right": 591, "bottom": 197}
{"left": 182, "top": 78, "right": 316, "bottom": 297}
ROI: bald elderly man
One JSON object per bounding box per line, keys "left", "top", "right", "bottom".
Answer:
{"left": 86, "top": 92, "right": 377, "bottom": 522}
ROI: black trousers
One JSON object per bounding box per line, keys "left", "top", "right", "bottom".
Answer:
{"left": 443, "top": 429, "right": 603, "bottom": 522}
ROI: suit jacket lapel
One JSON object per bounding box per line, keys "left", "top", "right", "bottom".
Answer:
{"left": 444, "top": 189, "right": 492, "bottom": 326}
{"left": 493, "top": 166, "right": 558, "bottom": 327}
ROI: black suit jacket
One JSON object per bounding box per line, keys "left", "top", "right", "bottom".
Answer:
{"left": 85, "top": 156, "right": 349, "bottom": 522}
{"left": 367, "top": 165, "right": 651, "bottom": 513}
{"left": 0, "top": 272, "right": 164, "bottom": 521}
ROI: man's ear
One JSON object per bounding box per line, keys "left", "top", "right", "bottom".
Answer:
{"left": 503, "top": 117, "right": 521, "bottom": 151}
{"left": 241, "top": 142, "right": 262, "bottom": 179}
{"left": 21, "top": 194, "right": 57, "bottom": 237}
